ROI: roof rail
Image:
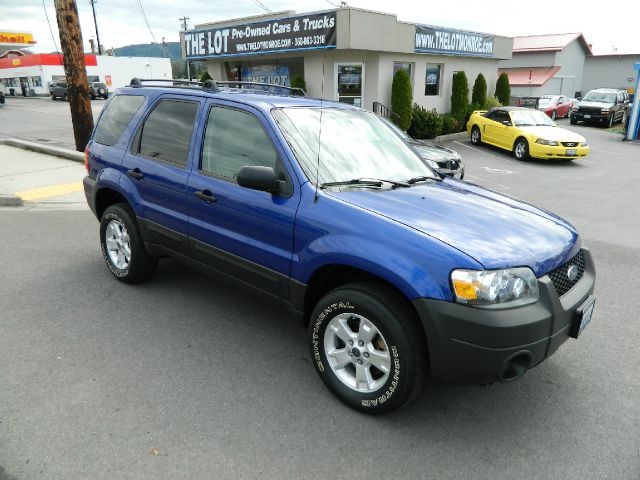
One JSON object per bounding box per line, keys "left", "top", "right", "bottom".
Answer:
{"left": 128, "top": 78, "right": 218, "bottom": 91}
{"left": 216, "top": 81, "right": 306, "bottom": 96}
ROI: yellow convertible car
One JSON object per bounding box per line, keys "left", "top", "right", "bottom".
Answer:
{"left": 467, "top": 107, "right": 589, "bottom": 160}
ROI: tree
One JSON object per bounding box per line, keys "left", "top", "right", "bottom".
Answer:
{"left": 472, "top": 73, "right": 487, "bottom": 108}
{"left": 391, "top": 69, "right": 413, "bottom": 130}
{"left": 290, "top": 75, "right": 306, "bottom": 95}
{"left": 450, "top": 71, "right": 469, "bottom": 118}
{"left": 495, "top": 73, "right": 511, "bottom": 106}
{"left": 200, "top": 71, "right": 212, "bottom": 83}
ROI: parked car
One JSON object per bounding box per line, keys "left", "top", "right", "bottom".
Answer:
{"left": 467, "top": 107, "right": 589, "bottom": 161}
{"left": 89, "top": 82, "right": 109, "bottom": 99}
{"left": 84, "top": 80, "right": 596, "bottom": 413}
{"left": 570, "top": 88, "right": 629, "bottom": 127}
{"left": 380, "top": 116, "right": 465, "bottom": 179}
{"left": 49, "top": 81, "right": 68, "bottom": 100}
{"left": 537, "top": 95, "right": 572, "bottom": 120}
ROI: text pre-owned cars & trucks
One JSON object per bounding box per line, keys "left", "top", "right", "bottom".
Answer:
{"left": 83, "top": 79, "right": 596, "bottom": 413}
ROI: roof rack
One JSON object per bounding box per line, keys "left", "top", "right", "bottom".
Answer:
{"left": 127, "top": 78, "right": 305, "bottom": 96}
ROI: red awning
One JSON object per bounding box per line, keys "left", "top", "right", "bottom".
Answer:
{"left": 0, "top": 53, "right": 97, "bottom": 69}
{"left": 498, "top": 67, "right": 561, "bottom": 87}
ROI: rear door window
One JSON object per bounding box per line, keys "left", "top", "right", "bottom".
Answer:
{"left": 135, "top": 100, "right": 199, "bottom": 167}
{"left": 93, "top": 94, "right": 145, "bottom": 146}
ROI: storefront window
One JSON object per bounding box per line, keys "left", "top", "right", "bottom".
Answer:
{"left": 31, "top": 76, "right": 43, "bottom": 87}
{"left": 336, "top": 63, "right": 363, "bottom": 107}
{"left": 393, "top": 62, "right": 412, "bottom": 79}
{"left": 425, "top": 64, "right": 442, "bottom": 96}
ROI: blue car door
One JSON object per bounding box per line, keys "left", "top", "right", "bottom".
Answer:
{"left": 120, "top": 94, "right": 202, "bottom": 254}
{"left": 186, "top": 100, "right": 301, "bottom": 298}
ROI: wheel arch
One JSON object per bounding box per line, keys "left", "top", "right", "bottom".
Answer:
{"left": 95, "top": 185, "right": 131, "bottom": 220}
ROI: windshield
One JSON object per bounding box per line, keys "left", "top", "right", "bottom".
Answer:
{"left": 538, "top": 95, "right": 559, "bottom": 107}
{"left": 272, "top": 107, "right": 436, "bottom": 186}
{"left": 510, "top": 110, "right": 555, "bottom": 127}
{"left": 583, "top": 92, "right": 616, "bottom": 103}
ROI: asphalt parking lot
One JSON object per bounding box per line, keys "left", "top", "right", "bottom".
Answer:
{"left": 0, "top": 100, "right": 639, "bottom": 479}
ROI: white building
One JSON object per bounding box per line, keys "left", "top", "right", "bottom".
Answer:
{"left": 181, "top": 7, "right": 513, "bottom": 113}
{"left": 0, "top": 53, "right": 172, "bottom": 96}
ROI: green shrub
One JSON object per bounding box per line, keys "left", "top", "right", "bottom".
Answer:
{"left": 440, "top": 114, "right": 461, "bottom": 135}
{"left": 450, "top": 71, "right": 469, "bottom": 118}
{"left": 290, "top": 75, "right": 306, "bottom": 95}
{"left": 495, "top": 73, "right": 511, "bottom": 106}
{"left": 471, "top": 73, "right": 487, "bottom": 108}
{"left": 408, "top": 104, "right": 443, "bottom": 139}
{"left": 484, "top": 95, "right": 501, "bottom": 109}
{"left": 391, "top": 70, "right": 413, "bottom": 130}
{"left": 200, "top": 71, "right": 212, "bottom": 83}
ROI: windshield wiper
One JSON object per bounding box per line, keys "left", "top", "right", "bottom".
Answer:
{"left": 406, "top": 175, "right": 439, "bottom": 185}
{"left": 320, "top": 178, "right": 410, "bottom": 189}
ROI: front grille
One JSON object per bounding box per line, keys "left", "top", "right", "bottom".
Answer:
{"left": 437, "top": 159, "right": 459, "bottom": 169}
{"left": 561, "top": 142, "right": 578, "bottom": 147}
{"left": 578, "top": 106, "right": 603, "bottom": 115}
{"left": 547, "top": 249, "right": 585, "bottom": 297}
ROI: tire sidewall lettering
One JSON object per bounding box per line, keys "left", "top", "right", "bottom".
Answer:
{"left": 100, "top": 211, "right": 130, "bottom": 279}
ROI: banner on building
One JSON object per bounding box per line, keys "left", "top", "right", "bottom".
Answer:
{"left": 415, "top": 25, "right": 494, "bottom": 57}
{"left": 184, "top": 11, "right": 336, "bottom": 59}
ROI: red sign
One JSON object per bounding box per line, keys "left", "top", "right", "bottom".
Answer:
{"left": 105, "top": 75, "right": 112, "bottom": 86}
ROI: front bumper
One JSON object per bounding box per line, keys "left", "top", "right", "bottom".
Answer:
{"left": 413, "top": 248, "right": 596, "bottom": 384}
{"left": 571, "top": 111, "right": 610, "bottom": 123}
{"left": 529, "top": 142, "right": 589, "bottom": 160}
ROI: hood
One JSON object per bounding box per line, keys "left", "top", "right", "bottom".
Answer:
{"left": 328, "top": 179, "right": 579, "bottom": 276}
{"left": 519, "top": 126, "right": 585, "bottom": 142}
{"left": 578, "top": 100, "right": 614, "bottom": 109}
{"left": 409, "top": 141, "right": 460, "bottom": 162}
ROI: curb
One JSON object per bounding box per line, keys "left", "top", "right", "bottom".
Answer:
{"left": 431, "top": 132, "right": 468, "bottom": 143}
{"left": 0, "top": 138, "right": 84, "bottom": 163}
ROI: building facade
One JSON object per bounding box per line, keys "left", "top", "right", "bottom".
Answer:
{"left": 0, "top": 54, "right": 172, "bottom": 96}
{"left": 181, "top": 8, "right": 513, "bottom": 113}
{"left": 582, "top": 54, "right": 640, "bottom": 96}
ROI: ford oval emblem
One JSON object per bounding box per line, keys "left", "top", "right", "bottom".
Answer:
{"left": 567, "top": 265, "right": 579, "bottom": 282}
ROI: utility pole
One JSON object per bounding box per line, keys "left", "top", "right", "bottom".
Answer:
{"left": 179, "top": 16, "right": 191, "bottom": 80}
{"left": 54, "top": 0, "right": 94, "bottom": 152}
{"left": 89, "top": 0, "right": 102, "bottom": 55}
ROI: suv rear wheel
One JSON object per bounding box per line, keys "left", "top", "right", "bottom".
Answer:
{"left": 309, "top": 282, "right": 425, "bottom": 413}
{"left": 100, "top": 204, "right": 157, "bottom": 283}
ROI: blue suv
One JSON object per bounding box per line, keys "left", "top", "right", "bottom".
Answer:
{"left": 83, "top": 79, "right": 596, "bottom": 413}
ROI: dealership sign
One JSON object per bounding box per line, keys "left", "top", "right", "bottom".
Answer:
{"left": 415, "top": 26, "right": 493, "bottom": 57}
{"left": 184, "top": 11, "right": 336, "bottom": 59}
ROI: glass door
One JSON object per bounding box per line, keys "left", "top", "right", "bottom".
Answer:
{"left": 336, "top": 63, "right": 364, "bottom": 107}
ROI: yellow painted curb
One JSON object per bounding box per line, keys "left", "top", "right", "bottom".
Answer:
{"left": 14, "top": 181, "right": 84, "bottom": 202}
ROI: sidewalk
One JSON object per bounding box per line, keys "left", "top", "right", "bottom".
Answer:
{"left": 0, "top": 142, "right": 87, "bottom": 209}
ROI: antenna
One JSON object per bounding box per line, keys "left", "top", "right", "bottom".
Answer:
{"left": 314, "top": 52, "right": 326, "bottom": 204}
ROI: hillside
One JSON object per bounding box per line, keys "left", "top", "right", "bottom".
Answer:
{"left": 113, "top": 42, "right": 182, "bottom": 60}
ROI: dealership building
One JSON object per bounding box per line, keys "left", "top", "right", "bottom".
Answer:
{"left": 181, "top": 8, "right": 513, "bottom": 113}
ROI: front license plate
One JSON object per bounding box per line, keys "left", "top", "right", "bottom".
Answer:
{"left": 584, "top": 114, "right": 591, "bottom": 119}
{"left": 572, "top": 295, "right": 595, "bottom": 338}
{"left": 566, "top": 149, "right": 577, "bottom": 156}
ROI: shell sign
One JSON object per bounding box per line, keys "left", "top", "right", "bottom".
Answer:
{"left": 12, "top": 58, "right": 21, "bottom": 66}
{"left": 0, "top": 32, "right": 37, "bottom": 46}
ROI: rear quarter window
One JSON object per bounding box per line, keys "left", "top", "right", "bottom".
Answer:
{"left": 93, "top": 95, "right": 145, "bottom": 146}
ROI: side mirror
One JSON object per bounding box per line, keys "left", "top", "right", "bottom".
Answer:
{"left": 502, "top": 120, "right": 512, "bottom": 126}
{"left": 237, "top": 166, "right": 281, "bottom": 194}
{"left": 576, "top": 97, "right": 582, "bottom": 101}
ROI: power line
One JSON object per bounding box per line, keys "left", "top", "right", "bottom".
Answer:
{"left": 251, "top": 0, "right": 272, "bottom": 13}
{"left": 325, "top": 0, "right": 340, "bottom": 7}
{"left": 136, "top": 0, "right": 157, "bottom": 43}
{"left": 41, "top": 0, "right": 62, "bottom": 62}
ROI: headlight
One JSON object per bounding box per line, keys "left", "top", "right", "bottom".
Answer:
{"left": 451, "top": 267, "right": 539, "bottom": 306}
{"left": 601, "top": 109, "right": 610, "bottom": 114}
{"left": 535, "top": 139, "right": 559, "bottom": 146}
{"left": 424, "top": 158, "right": 439, "bottom": 169}
{"left": 581, "top": 142, "right": 588, "bottom": 147}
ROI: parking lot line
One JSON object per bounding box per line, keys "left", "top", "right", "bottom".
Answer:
{"left": 14, "top": 181, "right": 84, "bottom": 202}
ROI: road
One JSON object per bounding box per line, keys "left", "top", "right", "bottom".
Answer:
{"left": 0, "top": 103, "right": 639, "bottom": 479}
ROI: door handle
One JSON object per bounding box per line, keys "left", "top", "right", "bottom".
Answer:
{"left": 195, "top": 189, "right": 216, "bottom": 204}
{"left": 126, "top": 168, "right": 144, "bottom": 180}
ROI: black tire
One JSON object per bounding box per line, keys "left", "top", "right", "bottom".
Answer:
{"left": 470, "top": 126, "right": 482, "bottom": 145}
{"left": 607, "top": 114, "right": 614, "bottom": 128}
{"left": 0, "top": 96, "right": 4, "bottom": 105}
{"left": 63, "top": 93, "right": 68, "bottom": 102}
{"left": 513, "top": 138, "right": 529, "bottom": 161}
{"left": 100, "top": 203, "right": 157, "bottom": 283}
{"left": 570, "top": 116, "right": 577, "bottom": 125}
{"left": 551, "top": 110, "right": 557, "bottom": 120}
{"left": 90, "top": 95, "right": 96, "bottom": 100}
{"left": 102, "top": 94, "right": 108, "bottom": 99}
{"left": 309, "top": 282, "right": 425, "bottom": 414}
{"left": 50, "top": 93, "right": 55, "bottom": 101}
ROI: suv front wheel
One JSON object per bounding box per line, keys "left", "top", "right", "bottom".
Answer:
{"left": 100, "top": 204, "right": 157, "bottom": 283}
{"left": 309, "top": 282, "right": 425, "bottom": 413}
